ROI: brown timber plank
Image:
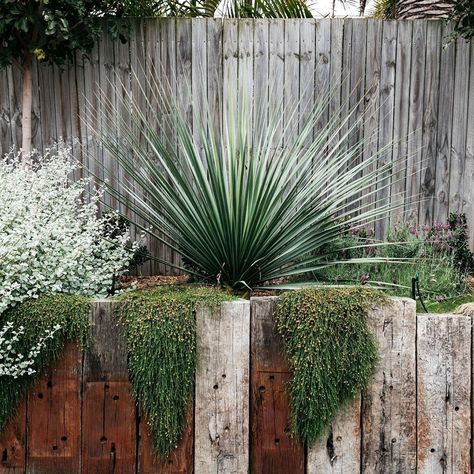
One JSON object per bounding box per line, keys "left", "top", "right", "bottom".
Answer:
{"left": 0, "top": 401, "right": 27, "bottom": 474}
{"left": 138, "top": 405, "right": 193, "bottom": 474}
{"left": 249, "top": 297, "right": 304, "bottom": 474}
{"left": 82, "top": 300, "right": 135, "bottom": 474}
{"left": 26, "top": 342, "right": 82, "bottom": 474}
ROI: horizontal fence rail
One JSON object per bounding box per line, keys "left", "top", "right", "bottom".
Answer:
{"left": 1, "top": 297, "right": 473, "bottom": 473}
{"left": 0, "top": 19, "right": 473, "bottom": 273}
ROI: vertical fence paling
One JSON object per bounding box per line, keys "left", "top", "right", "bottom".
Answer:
{"left": 1, "top": 298, "right": 474, "bottom": 473}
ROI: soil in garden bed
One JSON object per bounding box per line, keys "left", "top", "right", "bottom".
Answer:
{"left": 119, "top": 274, "right": 277, "bottom": 297}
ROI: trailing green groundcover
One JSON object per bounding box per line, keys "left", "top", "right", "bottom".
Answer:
{"left": 0, "top": 295, "right": 90, "bottom": 431}
{"left": 117, "top": 286, "right": 233, "bottom": 457}
{"left": 276, "top": 287, "right": 385, "bottom": 445}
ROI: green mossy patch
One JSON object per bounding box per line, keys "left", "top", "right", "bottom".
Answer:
{"left": 116, "top": 286, "right": 233, "bottom": 457}
{"left": 419, "top": 293, "right": 474, "bottom": 313}
{"left": 276, "top": 287, "right": 385, "bottom": 445}
{"left": 0, "top": 295, "right": 91, "bottom": 431}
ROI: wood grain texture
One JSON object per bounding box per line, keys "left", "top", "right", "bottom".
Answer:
{"left": 362, "top": 297, "right": 417, "bottom": 474}
{"left": 361, "top": 19, "right": 382, "bottom": 215}
{"left": 2, "top": 20, "right": 474, "bottom": 255}
{"left": 138, "top": 405, "right": 193, "bottom": 474}
{"left": 194, "top": 300, "right": 250, "bottom": 474}
{"left": 27, "top": 342, "right": 82, "bottom": 474}
{"left": 420, "top": 21, "right": 442, "bottom": 226}
{"left": 417, "top": 314, "right": 471, "bottom": 474}
{"left": 307, "top": 396, "right": 361, "bottom": 474}
{"left": 449, "top": 38, "right": 471, "bottom": 216}
{"left": 249, "top": 297, "right": 304, "bottom": 474}
{"left": 82, "top": 300, "right": 136, "bottom": 474}
{"left": 375, "top": 20, "right": 397, "bottom": 239}
{"left": 0, "top": 401, "right": 27, "bottom": 474}
{"left": 405, "top": 20, "right": 426, "bottom": 222}
{"left": 391, "top": 21, "right": 413, "bottom": 225}
{"left": 465, "top": 42, "right": 474, "bottom": 249}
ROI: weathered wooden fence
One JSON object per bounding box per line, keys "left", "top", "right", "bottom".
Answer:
{"left": 1, "top": 297, "right": 473, "bottom": 473}
{"left": 0, "top": 19, "right": 473, "bottom": 270}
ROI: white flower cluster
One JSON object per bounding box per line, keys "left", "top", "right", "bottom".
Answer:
{"left": 0, "top": 322, "right": 61, "bottom": 378}
{"left": 0, "top": 147, "right": 136, "bottom": 315}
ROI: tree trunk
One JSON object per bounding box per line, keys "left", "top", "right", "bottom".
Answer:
{"left": 397, "top": 0, "right": 455, "bottom": 19}
{"left": 21, "top": 61, "right": 33, "bottom": 155}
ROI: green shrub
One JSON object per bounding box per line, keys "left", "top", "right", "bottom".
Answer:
{"left": 276, "top": 288, "right": 384, "bottom": 444}
{"left": 117, "top": 286, "right": 233, "bottom": 457}
{"left": 315, "top": 221, "right": 468, "bottom": 300}
{"left": 0, "top": 295, "right": 90, "bottom": 431}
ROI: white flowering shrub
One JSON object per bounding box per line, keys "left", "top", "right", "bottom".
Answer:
{"left": 0, "top": 148, "right": 136, "bottom": 315}
{"left": 0, "top": 322, "right": 61, "bottom": 378}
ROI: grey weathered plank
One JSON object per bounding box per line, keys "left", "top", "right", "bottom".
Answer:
{"left": 194, "top": 300, "right": 250, "bottom": 474}
{"left": 405, "top": 20, "right": 427, "bottom": 222}
{"left": 36, "top": 62, "right": 57, "bottom": 149}
{"left": 0, "top": 68, "right": 13, "bottom": 156}
{"left": 347, "top": 18, "right": 367, "bottom": 213}
{"left": 464, "top": 41, "right": 474, "bottom": 249}
{"left": 238, "top": 19, "right": 254, "bottom": 150}
{"left": 223, "top": 18, "right": 239, "bottom": 145}
{"left": 283, "top": 19, "right": 299, "bottom": 148}
{"left": 328, "top": 18, "right": 344, "bottom": 128}
{"left": 207, "top": 19, "right": 224, "bottom": 141}
{"left": 362, "top": 297, "right": 417, "bottom": 474}
{"left": 314, "top": 19, "right": 331, "bottom": 138}
{"left": 449, "top": 38, "right": 471, "bottom": 215}
{"left": 432, "top": 22, "right": 454, "bottom": 224}
{"left": 191, "top": 18, "right": 207, "bottom": 156}
{"left": 253, "top": 19, "right": 269, "bottom": 137}
{"left": 8, "top": 66, "right": 22, "bottom": 150}
{"left": 375, "top": 20, "right": 397, "bottom": 239}
{"left": 268, "top": 19, "right": 284, "bottom": 150}
{"left": 307, "top": 396, "right": 361, "bottom": 474}
{"left": 1, "top": 19, "right": 474, "bottom": 264}
{"left": 31, "top": 61, "right": 43, "bottom": 154}
{"left": 417, "top": 313, "right": 471, "bottom": 474}
{"left": 391, "top": 21, "right": 413, "bottom": 225}
{"left": 298, "top": 19, "right": 315, "bottom": 147}
{"left": 361, "top": 19, "right": 382, "bottom": 216}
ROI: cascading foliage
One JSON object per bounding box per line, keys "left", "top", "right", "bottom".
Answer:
{"left": 117, "top": 286, "right": 233, "bottom": 457}
{"left": 0, "top": 295, "right": 90, "bottom": 431}
{"left": 91, "top": 68, "right": 403, "bottom": 291}
{"left": 276, "top": 287, "right": 384, "bottom": 444}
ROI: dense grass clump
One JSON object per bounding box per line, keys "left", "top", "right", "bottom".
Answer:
{"left": 117, "top": 286, "right": 233, "bottom": 457}
{"left": 0, "top": 295, "right": 91, "bottom": 430}
{"left": 276, "top": 288, "right": 384, "bottom": 445}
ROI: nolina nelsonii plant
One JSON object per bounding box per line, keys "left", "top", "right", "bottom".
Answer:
{"left": 92, "top": 72, "right": 402, "bottom": 291}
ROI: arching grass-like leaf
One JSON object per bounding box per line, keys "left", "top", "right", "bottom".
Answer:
{"left": 88, "top": 69, "right": 407, "bottom": 290}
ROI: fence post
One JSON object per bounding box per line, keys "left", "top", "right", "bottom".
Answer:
{"left": 417, "top": 313, "right": 471, "bottom": 474}
{"left": 194, "top": 299, "right": 250, "bottom": 474}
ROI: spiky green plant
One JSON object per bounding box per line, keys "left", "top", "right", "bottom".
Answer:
{"left": 91, "top": 71, "right": 404, "bottom": 291}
